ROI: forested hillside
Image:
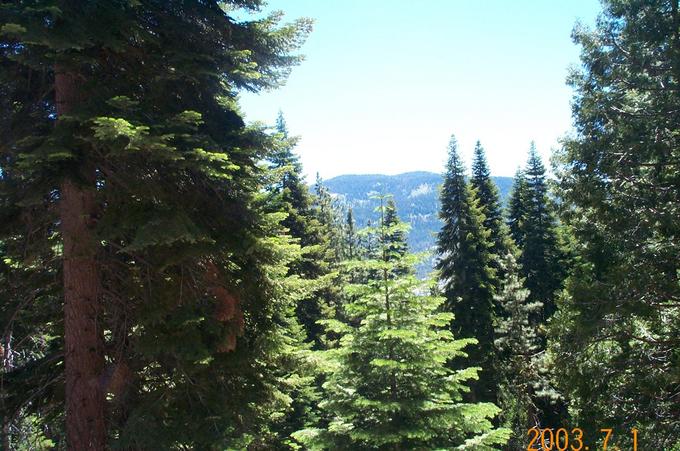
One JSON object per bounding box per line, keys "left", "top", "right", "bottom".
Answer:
{"left": 1, "top": 1, "right": 678, "bottom": 450}
{"left": 324, "top": 171, "right": 512, "bottom": 265}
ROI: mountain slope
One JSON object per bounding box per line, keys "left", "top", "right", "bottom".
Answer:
{"left": 325, "top": 171, "right": 513, "bottom": 273}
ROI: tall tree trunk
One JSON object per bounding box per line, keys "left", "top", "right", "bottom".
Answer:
{"left": 56, "top": 69, "right": 106, "bottom": 450}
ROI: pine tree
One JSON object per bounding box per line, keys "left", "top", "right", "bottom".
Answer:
{"left": 268, "top": 112, "right": 329, "bottom": 349}
{"left": 312, "top": 172, "right": 344, "bottom": 254}
{"left": 344, "top": 207, "right": 358, "bottom": 260}
{"left": 504, "top": 145, "right": 568, "bottom": 428}
{"left": 272, "top": 111, "right": 317, "bottom": 249}
{"left": 310, "top": 174, "right": 346, "bottom": 348}
{"left": 552, "top": 0, "right": 680, "bottom": 447}
{"left": 471, "top": 141, "right": 510, "bottom": 264}
{"left": 257, "top": 122, "right": 346, "bottom": 448}
{"left": 361, "top": 219, "right": 379, "bottom": 260}
{"left": 381, "top": 198, "right": 409, "bottom": 275}
{"left": 313, "top": 173, "right": 344, "bottom": 266}
{"left": 295, "top": 201, "right": 510, "bottom": 450}
{"left": 493, "top": 253, "right": 545, "bottom": 447}
{"left": 507, "top": 168, "right": 528, "bottom": 248}
{"left": 471, "top": 141, "right": 513, "bottom": 322}
{"left": 436, "top": 135, "right": 498, "bottom": 403}
{"left": 0, "top": 3, "right": 311, "bottom": 448}
{"left": 518, "top": 144, "right": 564, "bottom": 319}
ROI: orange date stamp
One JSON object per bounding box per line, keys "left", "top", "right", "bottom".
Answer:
{"left": 527, "top": 427, "right": 639, "bottom": 451}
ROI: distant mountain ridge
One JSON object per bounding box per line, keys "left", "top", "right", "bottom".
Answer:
{"left": 324, "top": 171, "right": 513, "bottom": 273}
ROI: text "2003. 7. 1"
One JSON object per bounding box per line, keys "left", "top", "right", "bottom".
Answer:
{"left": 527, "top": 427, "right": 639, "bottom": 450}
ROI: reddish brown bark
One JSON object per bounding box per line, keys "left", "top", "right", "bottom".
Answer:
{"left": 56, "top": 69, "right": 106, "bottom": 450}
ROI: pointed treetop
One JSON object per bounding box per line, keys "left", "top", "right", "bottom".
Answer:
{"left": 513, "top": 166, "right": 525, "bottom": 180}
{"left": 437, "top": 135, "right": 497, "bottom": 402}
{"left": 470, "top": 140, "right": 509, "bottom": 270}
{"left": 444, "top": 134, "right": 466, "bottom": 179}
{"left": 507, "top": 167, "right": 528, "bottom": 245}
{"left": 314, "top": 172, "right": 326, "bottom": 195}
{"left": 385, "top": 198, "right": 398, "bottom": 221}
{"left": 449, "top": 134, "right": 458, "bottom": 148}
{"left": 276, "top": 110, "right": 288, "bottom": 136}
{"left": 526, "top": 142, "right": 545, "bottom": 178}
{"left": 472, "top": 140, "right": 491, "bottom": 180}
{"left": 446, "top": 134, "right": 462, "bottom": 165}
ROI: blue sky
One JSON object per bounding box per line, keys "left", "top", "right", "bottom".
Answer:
{"left": 240, "top": 0, "right": 602, "bottom": 180}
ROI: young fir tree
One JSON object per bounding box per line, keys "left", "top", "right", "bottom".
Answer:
{"left": 470, "top": 141, "right": 510, "bottom": 264}
{"left": 259, "top": 119, "right": 346, "bottom": 448}
{"left": 313, "top": 174, "right": 345, "bottom": 268}
{"left": 343, "top": 207, "right": 358, "bottom": 260}
{"left": 381, "top": 198, "right": 409, "bottom": 275}
{"left": 436, "top": 135, "right": 498, "bottom": 403}
{"left": 493, "top": 253, "right": 544, "bottom": 447}
{"left": 551, "top": 1, "right": 680, "bottom": 447}
{"left": 470, "top": 141, "right": 513, "bottom": 322}
{"left": 361, "top": 218, "right": 379, "bottom": 261}
{"left": 311, "top": 173, "right": 347, "bottom": 332}
{"left": 268, "top": 112, "right": 330, "bottom": 349}
{"left": 0, "top": 3, "right": 311, "bottom": 448}
{"left": 507, "top": 168, "right": 528, "bottom": 249}
{"left": 518, "top": 144, "right": 565, "bottom": 319}
{"left": 505, "top": 146, "right": 567, "bottom": 428}
{"left": 295, "top": 198, "right": 510, "bottom": 450}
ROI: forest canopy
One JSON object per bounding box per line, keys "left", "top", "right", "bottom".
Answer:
{"left": 1, "top": 1, "right": 678, "bottom": 450}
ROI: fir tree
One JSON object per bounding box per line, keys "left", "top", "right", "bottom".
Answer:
{"left": 471, "top": 141, "right": 513, "bottom": 320}
{"left": 518, "top": 144, "right": 564, "bottom": 319}
{"left": 310, "top": 174, "right": 346, "bottom": 348}
{"left": 361, "top": 219, "right": 379, "bottom": 261}
{"left": 471, "top": 141, "right": 510, "bottom": 263}
{"left": 507, "top": 168, "right": 528, "bottom": 248}
{"left": 493, "top": 253, "right": 545, "bottom": 447}
{"left": 552, "top": 0, "right": 680, "bottom": 446}
{"left": 313, "top": 173, "right": 344, "bottom": 265}
{"left": 0, "top": 2, "right": 311, "bottom": 448}
{"left": 269, "top": 112, "right": 329, "bottom": 349}
{"left": 295, "top": 202, "right": 510, "bottom": 450}
{"left": 504, "top": 146, "right": 568, "bottom": 428}
{"left": 381, "top": 198, "right": 409, "bottom": 275}
{"left": 436, "top": 135, "right": 498, "bottom": 403}
{"left": 344, "top": 207, "right": 358, "bottom": 260}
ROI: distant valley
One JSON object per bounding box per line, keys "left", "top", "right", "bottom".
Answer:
{"left": 324, "top": 171, "right": 513, "bottom": 274}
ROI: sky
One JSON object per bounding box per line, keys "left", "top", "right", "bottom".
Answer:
{"left": 239, "top": 0, "right": 602, "bottom": 180}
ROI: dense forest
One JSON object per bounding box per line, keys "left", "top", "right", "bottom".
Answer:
{"left": 323, "top": 171, "right": 513, "bottom": 276}
{"left": 0, "top": 0, "right": 678, "bottom": 450}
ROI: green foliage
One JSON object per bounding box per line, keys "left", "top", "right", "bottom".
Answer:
{"left": 295, "top": 203, "right": 510, "bottom": 450}
{"left": 494, "top": 253, "right": 559, "bottom": 446}
{"left": 436, "top": 135, "right": 498, "bottom": 403}
{"left": 324, "top": 171, "right": 514, "bottom": 276}
{"left": 380, "top": 198, "right": 410, "bottom": 276}
{"left": 312, "top": 174, "right": 345, "bottom": 267}
{"left": 0, "top": 1, "right": 312, "bottom": 448}
{"left": 267, "top": 112, "right": 335, "bottom": 350}
{"left": 471, "top": 141, "right": 510, "bottom": 265}
{"left": 507, "top": 169, "right": 528, "bottom": 249}
{"left": 259, "top": 119, "right": 350, "bottom": 447}
{"left": 505, "top": 146, "right": 568, "bottom": 428}
{"left": 343, "top": 207, "right": 358, "bottom": 261}
{"left": 0, "top": 191, "right": 63, "bottom": 447}
{"left": 552, "top": 0, "right": 680, "bottom": 446}
{"left": 5, "top": 0, "right": 677, "bottom": 447}
{"left": 518, "top": 145, "right": 565, "bottom": 319}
